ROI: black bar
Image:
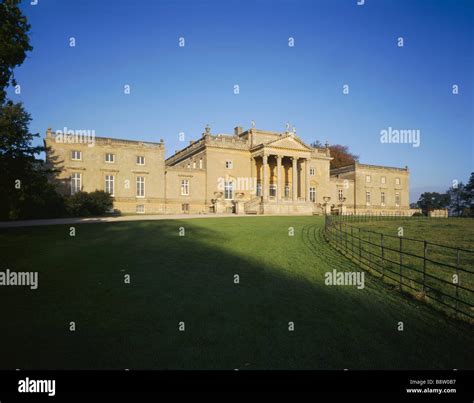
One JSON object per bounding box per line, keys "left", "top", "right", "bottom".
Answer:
{"left": 0, "top": 370, "right": 472, "bottom": 399}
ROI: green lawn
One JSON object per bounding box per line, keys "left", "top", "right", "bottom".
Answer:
{"left": 0, "top": 216, "right": 473, "bottom": 370}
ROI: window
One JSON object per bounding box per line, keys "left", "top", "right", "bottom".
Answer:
{"left": 381, "top": 176, "right": 386, "bottom": 184}
{"left": 285, "top": 184, "right": 290, "bottom": 198}
{"left": 224, "top": 181, "right": 233, "bottom": 200}
{"left": 395, "top": 177, "right": 400, "bottom": 185}
{"left": 182, "top": 203, "right": 189, "bottom": 213}
{"left": 366, "top": 191, "right": 371, "bottom": 205}
{"left": 256, "top": 183, "right": 262, "bottom": 197}
{"left": 71, "top": 172, "right": 81, "bottom": 194}
{"left": 310, "top": 168, "right": 315, "bottom": 176}
{"left": 381, "top": 191, "right": 385, "bottom": 206}
{"left": 71, "top": 150, "right": 82, "bottom": 160}
{"left": 225, "top": 160, "right": 233, "bottom": 169}
{"left": 105, "top": 175, "right": 114, "bottom": 196}
{"left": 395, "top": 192, "right": 400, "bottom": 207}
{"left": 187, "top": 163, "right": 190, "bottom": 169}
{"left": 105, "top": 153, "right": 115, "bottom": 163}
{"left": 181, "top": 179, "right": 189, "bottom": 196}
{"left": 310, "top": 187, "right": 316, "bottom": 202}
{"left": 193, "top": 161, "right": 196, "bottom": 169}
{"left": 338, "top": 189, "right": 344, "bottom": 201}
{"left": 199, "top": 159, "right": 203, "bottom": 169}
{"left": 136, "top": 176, "right": 145, "bottom": 197}
{"left": 269, "top": 184, "right": 276, "bottom": 197}
{"left": 136, "top": 205, "right": 145, "bottom": 214}
{"left": 366, "top": 175, "right": 371, "bottom": 183}
{"left": 136, "top": 156, "right": 145, "bottom": 165}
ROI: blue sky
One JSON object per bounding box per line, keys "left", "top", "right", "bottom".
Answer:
{"left": 9, "top": 0, "right": 474, "bottom": 202}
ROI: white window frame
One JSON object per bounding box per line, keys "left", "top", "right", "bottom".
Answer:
{"left": 71, "top": 172, "right": 82, "bottom": 194}
{"left": 395, "top": 192, "right": 400, "bottom": 207}
{"left": 199, "top": 159, "right": 203, "bottom": 169}
{"left": 136, "top": 204, "right": 145, "bottom": 214}
{"left": 105, "top": 175, "right": 115, "bottom": 196}
{"left": 136, "top": 176, "right": 145, "bottom": 198}
{"left": 366, "top": 191, "right": 371, "bottom": 205}
{"left": 310, "top": 187, "right": 316, "bottom": 202}
{"left": 136, "top": 156, "right": 145, "bottom": 165}
{"left": 105, "top": 153, "right": 115, "bottom": 163}
{"left": 224, "top": 181, "right": 233, "bottom": 200}
{"left": 256, "top": 183, "right": 262, "bottom": 197}
{"left": 284, "top": 184, "right": 290, "bottom": 198}
{"left": 181, "top": 179, "right": 189, "bottom": 196}
{"left": 366, "top": 175, "right": 371, "bottom": 183}
{"left": 193, "top": 161, "right": 196, "bottom": 169}
{"left": 225, "top": 160, "right": 233, "bottom": 169}
{"left": 310, "top": 168, "right": 315, "bottom": 176}
{"left": 71, "top": 150, "right": 82, "bottom": 161}
{"left": 395, "top": 177, "right": 400, "bottom": 185}
{"left": 381, "top": 176, "right": 386, "bottom": 184}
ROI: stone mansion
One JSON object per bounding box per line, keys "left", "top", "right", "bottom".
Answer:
{"left": 44, "top": 125, "right": 411, "bottom": 215}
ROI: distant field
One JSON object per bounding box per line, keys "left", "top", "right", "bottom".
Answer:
{"left": 354, "top": 218, "right": 474, "bottom": 250}
{"left": 0, "top": 216, "right": 473, "bottom": 370}
{"left": 330, "top": 217, "right": 474, "bottom": 320}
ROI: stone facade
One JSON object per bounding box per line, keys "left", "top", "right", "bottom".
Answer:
{"left": 44, "top": 125, "right": 411, "bottom": 215}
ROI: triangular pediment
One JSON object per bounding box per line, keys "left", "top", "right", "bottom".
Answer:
{"left": 264, "top": 134, "right": 312, "bottom": 151}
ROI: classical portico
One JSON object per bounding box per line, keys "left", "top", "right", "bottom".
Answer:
{"left": 253, "top": 153, "right": 312, "bottom": 202}
{"left": 247, "top": 133, "right": 317, "bottom": 214}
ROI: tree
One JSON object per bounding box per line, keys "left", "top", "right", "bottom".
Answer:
{"left": 446, "top": 175, "right": 474, "bottom": 217}
{"left": 0, "top": 0, "right": 66, "bottom": 219}
{"left": 311, "top": 141, "right": 359, "bottom": 169}
{"left": 462, "top": 172, "right": 474, "bottom": 216}
{"left": 0, "top": 0, "right": 32, "bottom": 103}
{"left": 416, "top": 192, "right": 450, "bottom": 215}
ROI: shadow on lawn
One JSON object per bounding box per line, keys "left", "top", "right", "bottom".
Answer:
{"left": 0, "top": 219, "right": 473, "bottom": 370}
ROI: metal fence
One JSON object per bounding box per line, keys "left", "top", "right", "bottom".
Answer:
{"left": 324, "top": 215, "right": 474, "bottom": 321}
{"left": 333, "top": 212, "right": 468, "bottom": 222}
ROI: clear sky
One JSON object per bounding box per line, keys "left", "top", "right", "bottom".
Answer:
{"left": 9, "top": 0, "right": 474, "bottom": 202}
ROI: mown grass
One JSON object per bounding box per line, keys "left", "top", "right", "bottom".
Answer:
{"left": 327, "top": 217, "right": 474, "bottom": 320}
{"left": 0, "top": 216, "right": 473, "bottom": 370}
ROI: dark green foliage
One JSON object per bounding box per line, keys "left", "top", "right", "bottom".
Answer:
{"left": 416, "top": 192, "right": 450, "bottom": 215}
{"left": 65, "top": 190, "right": 113, "bottom": 217}
{"left": 0, "top": 0, "right": 32, "bottom": 104}
{"left": 0, "top": 1, "right": 67, "bottom": 220}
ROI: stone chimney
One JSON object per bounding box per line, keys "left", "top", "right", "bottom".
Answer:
{"left": 234, "top": 126, "right": 243, "bottom": 136}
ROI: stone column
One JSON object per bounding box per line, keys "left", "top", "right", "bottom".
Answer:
{"left": 292, "top": 157, "right": 298, "bottom": 201}
{"left": 262, "top": 154, "right": 268, "bottom": 200}
{"left": 276, "top": 155, "right": 282, "bottom": 201}
{"left": 250, "top": 156, "right": 254, "bottom": 197}
{"left": 305, "top": 158, "right": 311, "bottom": 202}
